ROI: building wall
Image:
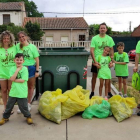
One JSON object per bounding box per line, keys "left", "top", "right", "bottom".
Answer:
{"left": 0, "top": 11, "right": 26, "bottom": 26}
{"left": 43, "top": 29, "right": 89, "bottom": 41}
{"left": 131, "top": 25, "right": 140, "bottom": 37}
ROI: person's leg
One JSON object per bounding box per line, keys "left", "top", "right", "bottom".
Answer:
{"left": 17, "top": 98, "right": 33, "bottom": 124}
{"left": 99, "top": 79, "right": 104, "bottom": 96}
{"left": 28, "top": 77, "right": 35, "bottom": 104}
{"left": 118, "top": 77, "right": 122, "bottom": 95}
{"left": 123, "top": 78, "right": 127, "bottom": 97}
{"left": 3, "top": 97, "right": 16, "bottom": 119}
{"left": 90, "top": 64, "right": 98, "bottom": 98}
{"left": 0, "top": 80, "right": 8, "bottom": 110}
{"left": 108, "top": 79, "right": 113, "bottom": 98}
{"left": 7, "top": 80, "right": 12, "bottom": 95}
{"left": 105, "top": 79, "right": 109, "bottom": 97}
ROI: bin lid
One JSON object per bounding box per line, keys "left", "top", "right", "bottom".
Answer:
{"left": 39, "top": 47, "right": 90, "bottom": 56}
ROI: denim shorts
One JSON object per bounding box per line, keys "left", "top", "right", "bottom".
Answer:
{"left": 28, "top": 65, "right": 36, "bottom": 78}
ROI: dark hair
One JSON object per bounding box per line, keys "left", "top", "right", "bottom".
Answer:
{"left": 116, "top": 42, "right": 125, "bottom": 48}
{"left": 99, "top": 22, "right": 108, "bottom": 28}
{"left": 104, "top": 46, "right": 110, "bottom": 50}
{"left": 15, "top": 53, "right": 24, "bottom": 59}
{"left": 17, "top": 31, "right": 30, "bottom": 50}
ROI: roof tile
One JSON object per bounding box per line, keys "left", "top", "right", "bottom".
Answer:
{"left": 23, "top": 17, "right": 89, "bottom": 29}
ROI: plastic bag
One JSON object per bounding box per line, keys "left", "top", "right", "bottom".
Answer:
{"left": 108, "top": 95, "right": 137, "bottom": 122}
{"left": 132, "top": 72, "right": 140, "bottom": 90}
{"left": 82, "top": 100, "right": 111, "bottom": 119}
{"left": 38, "top": 89, "right": 67, "bottom": 124}
{"left": 90, "top": 96, "right": 104, "bottom": 106}
{"left": 61, "top": 85, "right": 90, "bottom": 120}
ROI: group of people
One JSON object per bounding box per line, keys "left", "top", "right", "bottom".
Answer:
{"left": 0, "top": 30, "right": 39, "bottom": 125}
{"left": 90, "top": 22, "right": 140, "bottom": 115}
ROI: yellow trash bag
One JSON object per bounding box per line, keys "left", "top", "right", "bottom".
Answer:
{"left": 90, "top": 96, "right": 104, "bottom": 106}
{"left": 38, "top": 89, "right": 68, "bottom": 124}
{"left": 61, "top": 85, "right": 90, "bottom": 120}
{"left": 108, "top": 95, "right": 137, "bottom": 122}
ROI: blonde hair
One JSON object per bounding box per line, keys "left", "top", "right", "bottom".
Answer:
{"left": 17, "top": 31, "right": 30, "bottom": 50}
{"left": 0, "top": 30, "right": 15, "bottom": 48}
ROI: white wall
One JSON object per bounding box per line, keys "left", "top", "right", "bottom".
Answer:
{"left": 0, "top": 11, "right": 25, "bottom": 26}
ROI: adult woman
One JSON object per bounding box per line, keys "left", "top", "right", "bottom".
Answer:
{"left": 0, "top": 30, "right": 16, "bottom": 113}
{"left": 16, "top": 31, "right": 39, "bottom": 113}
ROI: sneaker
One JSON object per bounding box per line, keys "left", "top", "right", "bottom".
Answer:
{"left": 28, "top": 103, "right": 31, "bottom": 111}
{"left": 118, "top": 92, "right": 123, "bottom": 97}
{"left": 17, "top": 108, "right": 21, "bottom": 114}
{"left": 137, "top": 111, "right": 140, "bottom": 116}
{"left": 108, "top": 92, "right": 113, "bottom": 98}
{"left": 123, "top": 94, "right": 128, "bottom": 98}
{"left": 27, "top": 117, "right": 33, "bottom": 124}
{"left": 89, "top": 92, "right": 94, "bottom": 99}
{"left": 0, "top": 118, "right": 9, "bottom": 125}
{"left": 137, "top": 104, "right": 140, "bottom": 109}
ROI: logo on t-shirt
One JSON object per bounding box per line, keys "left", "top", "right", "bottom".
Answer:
{"left": 116, "top": 57, "right": 124, "bottom": 62}
{"left": 1, "top": 51, "right": 15, "bottom": 66}
{"left": 101, "top": 59, "right": 108, "bottom": 66}
{"left": 16, "top": 72, "right": 22, "bottom": 79}
{"left": 98, "top": 41, "right": 107, "bottom": 51}
{"left": 23, "top": 49, "right": 30, "bottom": 59}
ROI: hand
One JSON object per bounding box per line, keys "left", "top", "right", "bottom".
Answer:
{"left": 133, "top": 66, "right": 138, "bottom": 73}
{"left": 35, "top": 72, "right": 39, "bottom": 78}
{"left": 109, "top": 62, "right": 113, "bottom": 68}
{"left": 17, "top": 66, "right": 22, "bottom": 71}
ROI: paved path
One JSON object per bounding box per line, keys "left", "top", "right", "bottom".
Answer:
{"left": 0, "top": 59, "right": 140, "bottom": 140}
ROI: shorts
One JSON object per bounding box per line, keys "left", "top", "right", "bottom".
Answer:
{"left": 116, "top": 76, "right": 128, "bottom": 79}
{"left": 91, "top": 64, "right": 98, "bottom": 73}
{"left": 28, "top": 65, "right": 36, "bottom": 78}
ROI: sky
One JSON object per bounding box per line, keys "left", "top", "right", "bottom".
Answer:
{"left": 31, "top": 0, "right": 140, "bottom": 32}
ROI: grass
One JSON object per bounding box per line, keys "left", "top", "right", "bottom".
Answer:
{"left": 112, "top": 81, "right": 140, "bottom": 104}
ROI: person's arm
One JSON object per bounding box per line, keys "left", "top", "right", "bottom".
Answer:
{"left": 14, "top": 79, "right": 25, "bottom": 83}
{"left": 113, "top": 61, "right": 127, "bottom": 65}
{"left": 110, "top": 47, "right": 114, "bottom": 60}
{"left": 133, "top": 53, "right": 140, "bottom": 72}
{"left": 90, "top": 47, "right": 98, "bottom": 64}
{"left": 35, "top": 57, "right": 39, "bottom": 77}
{"left": 10, "top": 67, "right": 21, "bottom": 81}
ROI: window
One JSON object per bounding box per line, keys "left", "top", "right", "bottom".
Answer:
{"left": 61, "top": 37, "right": 68, "bottom": 42}
{"left": 3, "top": 14, "right": 10, "bottom": 24}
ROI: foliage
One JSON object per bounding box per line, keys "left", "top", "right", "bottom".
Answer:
{"left": 0, "top": 23, "right": 26, "bottom": 40}
{"left": 89, "top": 24, "right": 113, "bottom": 36}
{"left": 1, "top": 0, "right": 43, "bottom": 17}
{"left": 25, "top": 21, "right": 44, "bottom": 41}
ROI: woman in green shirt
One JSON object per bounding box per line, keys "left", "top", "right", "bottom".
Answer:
{"left": 0, "top": 31, "right": 17, "bottom": 113}
{"left": 16, "top": 31, "right": 39, "bottom": 113}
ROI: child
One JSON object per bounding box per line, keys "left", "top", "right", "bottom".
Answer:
{"left": 113, "top": 42, "right": 129, "bottom": 97}
{"left": 0, "top": 53, "right": 33, "bottom": 125}
{"left": 95, "top": 46, "right": 113, "bottom": 100}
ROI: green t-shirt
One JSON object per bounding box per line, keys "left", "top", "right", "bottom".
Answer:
{"left": 136, "top": 41, "right": 140, "bottom": 53}
{"left": 0, "top": 45, "right": 16, "bottom": 79}
{"left": 9, "top": 66, "right": 28, "bottom": 98}
{"left": 97, "top": 55, "right": 111, "bottom": 79}
{"left": 90, "top": 34, "right": 115, "bottom": 62}
{"left": 16, "top": 43, "right": 39, "bottom": 66}
{"left": 114, "top": 52, "right": 129, "bottom": 76}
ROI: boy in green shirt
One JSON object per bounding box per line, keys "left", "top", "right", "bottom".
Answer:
{"left": 113, "top": 42, "right": 129, "bottom": 97}
{"left": 0, "top": 53, "right": 33, "bottom": 125}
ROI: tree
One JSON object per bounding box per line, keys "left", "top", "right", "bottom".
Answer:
{"left": 0, "top": 23, "right": 26, "bottom": 40}
{"left": 89, "top": 24, "right": 113, "bottom": 36}
{"left": 25, "top": 21, "right": 44, "bottom": 41}
{"left": 1, "top": 0, "right": 43, "bottom": 17}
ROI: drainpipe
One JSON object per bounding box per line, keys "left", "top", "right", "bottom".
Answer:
{"left": 70, "top": 28, "right": 73, "bottom": 41}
